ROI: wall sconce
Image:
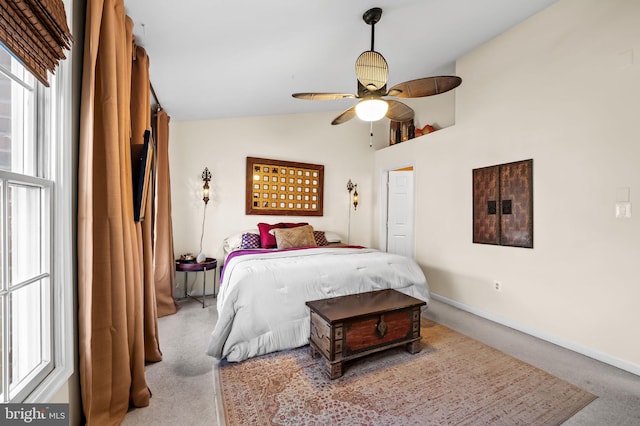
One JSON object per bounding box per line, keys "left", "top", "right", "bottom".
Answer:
{"left": 347, "top": 179, "right": 359, "bottom": 211}
{"left": 197, "top": 167, "right": 212, "bottom": 264}
{"left": 347, "top": 180, "right": 353, "bottom": 244}
{"left": 202, "top": 167, "right": 211, "bottom": 205}
{"left": 347, "top": 179, "right": 359, "bottom": 244}
{"left": 352, "top": 184, "right": 359, "bottom": 211}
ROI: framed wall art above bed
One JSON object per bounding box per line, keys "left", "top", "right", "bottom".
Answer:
{"left": 246, "top": 156, "right": 324, "bottom": 216}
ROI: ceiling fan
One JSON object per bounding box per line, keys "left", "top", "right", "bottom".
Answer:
{"left": 292, "top": 7, "right": 462, "bottom": 125}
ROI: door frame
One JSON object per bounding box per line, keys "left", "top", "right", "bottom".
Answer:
{"left": 379, "top": 162, "right": 416, "bottom": 254}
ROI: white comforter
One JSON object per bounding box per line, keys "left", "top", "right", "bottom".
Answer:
{"left": 206, "top": 247, "right": 430, "bottom": 362}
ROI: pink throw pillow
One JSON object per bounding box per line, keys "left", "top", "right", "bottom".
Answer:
{"left": 257, "top": 222, "right": 286, "bottom": 248}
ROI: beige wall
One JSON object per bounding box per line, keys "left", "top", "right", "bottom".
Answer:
{"left": 169, "top": 85, "right": 456, "bottom": 295}
{"left": 374, "top": 0, "right": 640, "bottom": 374}
{"left": 170, "top": 111, "right": 387, "bottom": 294}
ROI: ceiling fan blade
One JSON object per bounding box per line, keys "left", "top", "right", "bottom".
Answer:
{"left": 387, "top": 76, "right": 462, "bottom": 98}
{"left": 331, "top": 106, "right": 357, "bottom": 125}
{"left": 386, "top": 100, "right": 415, "bottom": 122}
{"left": 292, "top": 93, "right": 356, "bottom": 101}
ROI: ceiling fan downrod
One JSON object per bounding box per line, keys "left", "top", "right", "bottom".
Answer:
{"left": 363, "top": 7, "right": 382, "bottom": 51}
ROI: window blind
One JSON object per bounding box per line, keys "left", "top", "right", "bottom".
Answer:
{"left": 0, "top": 0, "right": 72, "bottom": 86}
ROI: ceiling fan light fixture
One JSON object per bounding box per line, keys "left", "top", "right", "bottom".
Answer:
{"left": 292, "top": 7, "right": 461, "bottom": 127}
{"left": 355, "top": 98, "right": 388, "bottom": 122}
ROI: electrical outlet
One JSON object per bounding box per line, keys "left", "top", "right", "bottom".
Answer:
{"left": 493, "top": 281, "right": 502, "bottom": 292}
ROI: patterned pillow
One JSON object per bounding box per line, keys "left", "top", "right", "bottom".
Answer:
{"left": 313, "top": 231, "right": 329, "bottom": 246}
{"left": 223, "top": 229, "right": 259, "bottom": 252}
{"left": 240, "top": 233, "right": 261, "bottom": 249}
{"left": 274, "top": 225, "right": 318, "bottom": 249}
{"left": 283, "top": 222, "right": 308, "bottom": 228}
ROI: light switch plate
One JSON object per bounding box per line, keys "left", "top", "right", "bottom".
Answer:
{"left": 615, "top": 202, "right": 632, "bottom": 219}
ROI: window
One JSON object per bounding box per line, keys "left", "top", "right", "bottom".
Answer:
{"left": 0, "top": 39, "right": 73, "bottom": 403}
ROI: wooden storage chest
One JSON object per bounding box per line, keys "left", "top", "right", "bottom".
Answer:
{"left": 305, "top": 289, "right": 426, "bottom": 379}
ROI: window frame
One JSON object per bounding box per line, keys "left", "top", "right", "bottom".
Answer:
{"left": 0, "top": 172, "right": 54, "bottom": 402}
{"left": 26, "top": 35, "right": 74, "bottom": 404}
{"left": 0, "top": 5, "right": 74, "bottom": 402}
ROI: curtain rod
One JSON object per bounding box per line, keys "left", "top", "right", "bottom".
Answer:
{"left": 150, "top": 82, "right": 162, "bottom": 111}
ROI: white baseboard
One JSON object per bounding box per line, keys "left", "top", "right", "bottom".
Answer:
{"left": 431, "top": 293, "right": 640, "bottom": 377}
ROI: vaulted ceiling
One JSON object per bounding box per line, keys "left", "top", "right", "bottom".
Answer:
{"left": 124, "top": 0, "right": 559, "bottom": 121}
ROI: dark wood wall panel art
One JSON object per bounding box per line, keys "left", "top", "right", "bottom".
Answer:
{"left": 473, "top": 159, "right": 533, "bottom": 248}
{"left": 472, "top": 165, "right": 500, "bottom": 245}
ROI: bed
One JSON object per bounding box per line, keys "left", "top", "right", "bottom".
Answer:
{"left": 206, "top": 224, "right": 430, "bottom": 362}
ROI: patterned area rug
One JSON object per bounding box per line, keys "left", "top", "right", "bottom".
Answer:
{"left": 218, "top": 319, "right": 596, "bottom": 425}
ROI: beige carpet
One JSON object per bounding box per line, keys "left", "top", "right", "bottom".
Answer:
{"left": 218, "top": 319, "right": 596, "bottom": 425}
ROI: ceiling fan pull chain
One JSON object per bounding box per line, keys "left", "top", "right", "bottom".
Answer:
{"left": 370, "top": 121, "right": 374, "bottom": 147}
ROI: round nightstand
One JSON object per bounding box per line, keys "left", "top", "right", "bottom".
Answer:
{"left": 175, "top": 257, "right": 217, "bottom": 308}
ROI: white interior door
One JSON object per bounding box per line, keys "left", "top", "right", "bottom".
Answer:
{"left": 387, "top": 170, "right": 415, "bottom": 257}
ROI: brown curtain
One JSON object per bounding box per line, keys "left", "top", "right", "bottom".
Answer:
{"left": 131, "top": 45, "right": 164, "bottom": 359}
{"left": 154, "top": 108, "right": 178, "bottom": 317}
{"left": 78, "top": 0, "right": 160, "bottom": 423}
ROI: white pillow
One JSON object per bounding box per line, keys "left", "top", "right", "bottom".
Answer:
{"left": 223, "top": 229, "right": 258, "bottom": 253}
{"left": 323, "top": 231, "right": 342, "bottom": 243}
